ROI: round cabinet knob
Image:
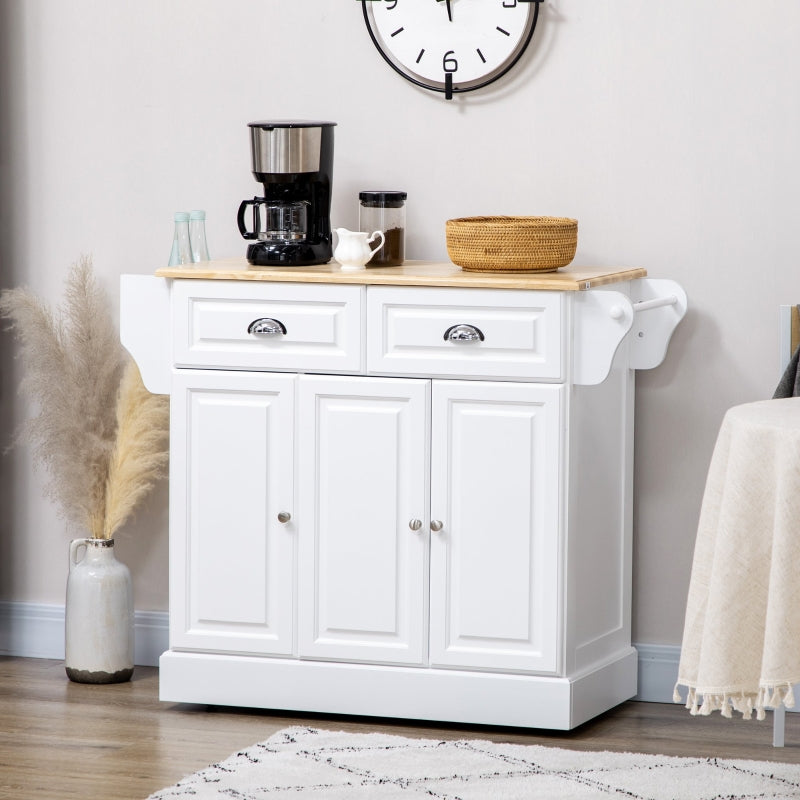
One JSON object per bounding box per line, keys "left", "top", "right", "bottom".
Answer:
{"left": 408, "top": 519, "right": 422, "bottom": 532}
{"left": 248, "top": 317, "right": 287, "bottom": 336}
{"left": 443, "top": 324, "right": 484, "bottom": 343}
{"left": 430, "top": 520, "right": 444, "bottom": 532}
{"left": 277, "top": 511, "right": 292, "bottom": 523}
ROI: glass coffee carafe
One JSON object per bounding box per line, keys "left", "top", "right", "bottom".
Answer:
{"left": 238, "top": 199, "right": 310, "bottom": 243}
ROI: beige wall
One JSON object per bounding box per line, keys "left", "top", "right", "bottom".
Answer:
{"left": 1, "top": 0, "right": 797, "bottom": 644}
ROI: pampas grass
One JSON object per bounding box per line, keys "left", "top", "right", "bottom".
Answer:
{"left": 102, "top": 360, "right": 169, "bottom": 539}
{"left": 0, "top": 255, "right": 169, "bottom": 539}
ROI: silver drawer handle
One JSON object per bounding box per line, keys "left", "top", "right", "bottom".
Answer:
{"left": 248, "top": 317, "right": 287, "bottom": 336}
{"left": 443, "top": 323, "right": 484, "bottom": 343}
{"left": 430, "top": 520, "right": 444, "bottom": 532}
{"left": 409, "top": 519, "right": 422, "bottom": 532}
{"left": 277, "top": 511, "right": 291, "bottom": 523}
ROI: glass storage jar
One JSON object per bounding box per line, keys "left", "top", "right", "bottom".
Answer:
{"left": 358, "top": 191, "right": 406, "bottom": 267}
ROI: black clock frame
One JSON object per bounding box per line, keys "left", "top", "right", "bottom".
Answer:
{"left": 360, "top": 0, "right": 543, "bottom": 99}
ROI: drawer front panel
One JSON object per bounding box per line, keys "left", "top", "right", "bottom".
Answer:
{"left": 173, "top": 281, "right": 364, "bottom": 373}
{"left": 367, "top": 287, "right": 564, "bottom": 381}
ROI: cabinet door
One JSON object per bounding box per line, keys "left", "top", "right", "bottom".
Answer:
{"left": 298, "top": 375, "right": 429, "bottom": 665}
{"left": 170, "top": 370, "right": 295, "bottom": 655}
{"left": 429, "top": 380, "right": 563, "bottom": 674}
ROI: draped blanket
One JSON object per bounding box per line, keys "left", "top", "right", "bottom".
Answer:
{"left": 675, "top": 398, "right": 800, "bottom": 719}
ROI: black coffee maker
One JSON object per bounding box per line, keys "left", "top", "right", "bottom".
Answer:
{"left": 237, "top": 120, "right": 336, "bottom": 266}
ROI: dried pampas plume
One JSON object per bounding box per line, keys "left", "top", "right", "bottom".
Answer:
{"left": 102, "top": 360, "right": 169, "bottom": 539}
{"left": 0, "top": 255, "right": 169, "bottom": 539}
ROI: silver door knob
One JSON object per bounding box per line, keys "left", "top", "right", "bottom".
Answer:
{"left": 408, "top": 519, "right": 422, "bottom": 532}
{"left": 277, "top": 511, "right": 292, "bottom": 523}
{"left": 248, "top": 317, "right": 287, "bottom": 336}
{"left": 443, "top": 323, "right": 484, "bottom": 343}
{"left": 430, "top": 520, "right": 444, "bottom": 532}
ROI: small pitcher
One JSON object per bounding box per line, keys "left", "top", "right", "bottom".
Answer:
{"left": 334, "top": 228, "right": 385, "bottom": 271}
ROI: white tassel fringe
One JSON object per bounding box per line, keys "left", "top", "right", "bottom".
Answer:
{"left": 674, "top": 681, "right": 796, "bottom": 721}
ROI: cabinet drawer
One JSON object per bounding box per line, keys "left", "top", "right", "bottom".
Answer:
{"left": 172, "top": 281, "right": 364, "bottom": 373}
{"left": 367, "top": 287, "right": 564, "bottom": 381}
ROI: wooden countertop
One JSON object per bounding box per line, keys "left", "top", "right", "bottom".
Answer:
{"left": 155, "top": 258, "right": 646, "bottom": 291}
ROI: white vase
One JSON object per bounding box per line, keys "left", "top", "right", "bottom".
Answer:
{"left": 65, "top": 537, "right": 134, "bottom": 683}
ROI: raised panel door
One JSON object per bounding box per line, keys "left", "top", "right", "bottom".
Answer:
{"left": 170, "top": 370, "right": 296, "bottom": 655}
{"left": 297, "top": 375, "right": 429, "bottom": 665}
{"left": 429, "top": 380, "right": 563, "bottom": 674}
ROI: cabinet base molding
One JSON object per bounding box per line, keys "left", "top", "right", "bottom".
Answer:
{"left": 159, "top": 648, "right": 638, "bottom": 731}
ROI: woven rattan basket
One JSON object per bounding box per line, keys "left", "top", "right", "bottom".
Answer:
{"left": 446, "top": 216, "right": 578, "bottom": 272}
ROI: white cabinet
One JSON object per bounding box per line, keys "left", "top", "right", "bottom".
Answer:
{"left": 169, "top": 369, "right": 295, "bottom": 656}
{"left": 297, "top": 375, "right": 429, "bottom": 666}
{"left": 294, "top": 375, "right": 562, "bottom": 673}
{"left": 429, "top": 380, "right": 562, "bottom": 674}
{"left": 170, "top": 369, "right": 562, "bottom": 673}
{"left": 121, "top": 262, "right": 685, "bottom": 730}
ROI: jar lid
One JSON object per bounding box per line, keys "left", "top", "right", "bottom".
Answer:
{"left": 359, "top": 191, "right": 407, "bottom": 208}
{"left": 174, "top": 211, "right": 189, "bottom": 222}
{"left": 189, "top": 210, "right": 206, "bottom": 220}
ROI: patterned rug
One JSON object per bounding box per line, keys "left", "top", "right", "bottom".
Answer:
{"left": 146, "top": 725, "right": 800, "bottom": 799}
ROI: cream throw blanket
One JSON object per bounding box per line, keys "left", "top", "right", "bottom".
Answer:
{"left": 675, "top": 398, "right": 800, "bottom": 719}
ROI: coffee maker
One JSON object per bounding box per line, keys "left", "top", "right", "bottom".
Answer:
{"left": 237, "top": 120, "right": 336, "bottom": 266}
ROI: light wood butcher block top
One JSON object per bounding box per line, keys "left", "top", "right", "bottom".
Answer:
{"left": 155, "top": 258, "right": 646, "bottom": 291}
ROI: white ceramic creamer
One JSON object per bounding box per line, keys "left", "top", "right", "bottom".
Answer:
{"left": 333, "top": 228, "right": 385, "bottom": 270}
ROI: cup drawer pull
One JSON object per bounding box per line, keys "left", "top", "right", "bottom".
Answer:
{"left": 443, "top": 323, "right": 484, "bottom": 343}
{"left": 248, "top": 317, "right": 287, "bottom": 336}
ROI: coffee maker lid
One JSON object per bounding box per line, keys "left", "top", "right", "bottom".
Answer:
{"left": 248, "top": 120, "right": 337, "bottom": 129}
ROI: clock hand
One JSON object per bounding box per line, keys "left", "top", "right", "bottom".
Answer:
{"left": 435, "top": 0, "right": 453, "bottom": 21}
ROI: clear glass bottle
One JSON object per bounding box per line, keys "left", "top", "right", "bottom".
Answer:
{"left": 359, "top": 191, "right": 406, "bottom": 266}
{"left": 168, "top": 211, "right": 192, "bottom": 266}
{"left": 189, "top": 209, "right": 211, "bottom": 262}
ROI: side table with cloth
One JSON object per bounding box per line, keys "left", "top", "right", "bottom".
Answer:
{"left": 675, "top": 398, "right": 800, "bottom": 732}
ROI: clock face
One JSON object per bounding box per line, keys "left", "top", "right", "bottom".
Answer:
{"left": 362, "top": 0, "right": 540, "bottom": 97}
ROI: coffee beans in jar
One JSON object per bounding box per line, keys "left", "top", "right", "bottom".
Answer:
{"left": 358, "top": 191, "right": 406, "bottom": 267}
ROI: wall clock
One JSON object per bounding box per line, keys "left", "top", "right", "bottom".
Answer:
{"left": 361, "top": 0, "right": 542, "bottom": 100}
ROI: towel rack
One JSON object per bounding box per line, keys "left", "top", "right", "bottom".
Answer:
{"left": 573, "top": 278, "right": 687, "bottom": 385}
{"left": 610, "top": 295, "right": 678, "bottom": 319}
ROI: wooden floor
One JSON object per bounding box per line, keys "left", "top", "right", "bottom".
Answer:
{"left": 2, "top": 657, "right": 800, "bottom": 800}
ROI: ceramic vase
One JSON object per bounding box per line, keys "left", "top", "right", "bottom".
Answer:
{"left": 65, "top": 537, "right": 134, "bottom": 684}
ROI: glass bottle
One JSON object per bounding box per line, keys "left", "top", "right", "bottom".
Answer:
{"left": 189, "top": 209, "right": 211, "bottom": 263}
{"left": 358, "top": 191, "right": 407, "bottom": 267}
{"left": 168, "top": 211, "right": 192, "bottom": 266}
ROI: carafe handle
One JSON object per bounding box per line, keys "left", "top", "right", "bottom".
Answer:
{"left": 69, "top": 538, "right": 91, "bottom": 573}
{"left": 237, "top": 198, "right": 262, "bottom": 241}
{"left": 367, "top": 230, "right": 385, "bottom": 259}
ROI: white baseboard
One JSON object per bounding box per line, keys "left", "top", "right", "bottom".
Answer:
{"left": 0, "top": 601, "right": 680, "bottom": 703}
{"left": 0, "top": 600, "right": 168, "bottom": 667}
{"left": 0, "top": 602, "right": 67, "bottom": 660}
{"left": 633, "top": 643, "right": 680, "bottom": 703}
